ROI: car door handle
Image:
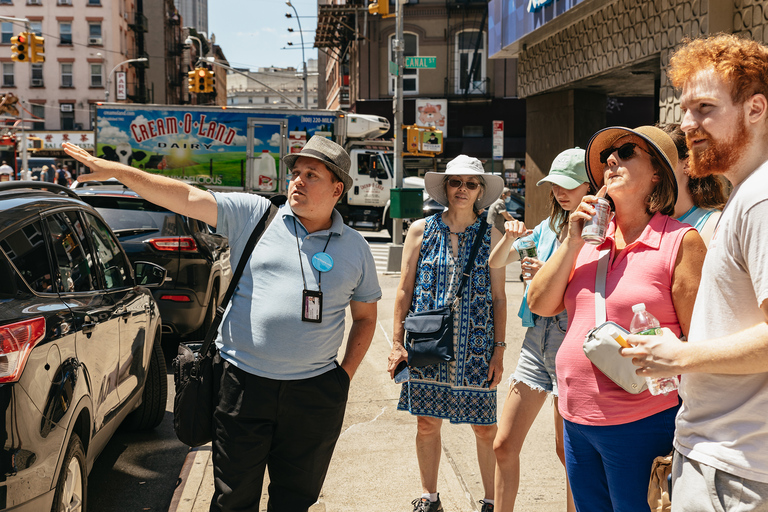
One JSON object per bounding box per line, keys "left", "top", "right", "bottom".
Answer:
{"left": 82, "top": 322, "right": 96, "bottom": 338}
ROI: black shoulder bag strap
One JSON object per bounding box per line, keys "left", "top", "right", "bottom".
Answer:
{"left": 199, "top": 197, "right": 281, "bottom": 357}
{"left": 451, "top": 218, "right": 488, "bottom": 306}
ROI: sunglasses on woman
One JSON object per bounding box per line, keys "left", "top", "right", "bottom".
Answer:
{"left": 599, "top": 142, "right": 652, "bottom": 164}
{"left": 447, "top": 179, "right": 481, "bottom": 190}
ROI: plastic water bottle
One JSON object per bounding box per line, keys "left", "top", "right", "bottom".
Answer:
{"left": 630, "top": 303, "right": 679, "bottom": 396}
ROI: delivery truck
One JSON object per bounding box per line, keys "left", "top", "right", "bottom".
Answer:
{"left": 94, "top": 103, "right": 423, "bottom": 233}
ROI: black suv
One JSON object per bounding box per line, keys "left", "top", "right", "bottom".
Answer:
{"left": 74, "top": 182, "right": 231, "bottom": 352}
{"left": 0, "top": 182, "right": 168, "bottom": 511}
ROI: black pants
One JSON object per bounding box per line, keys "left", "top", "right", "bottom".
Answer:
{"left": 210, "top": 360, "right": 350, "bottom": 512}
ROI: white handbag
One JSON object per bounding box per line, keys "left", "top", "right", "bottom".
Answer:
{"left": 582, "top": 247, "right": 648, "bottom": 394}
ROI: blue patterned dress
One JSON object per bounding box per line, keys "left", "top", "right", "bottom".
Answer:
{"left": 397, "top": 214, "right": 497, "bottom": 425}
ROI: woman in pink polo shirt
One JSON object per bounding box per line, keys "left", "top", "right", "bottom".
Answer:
{"left": 526, "top": 126, "right": 706, "bottom": 511}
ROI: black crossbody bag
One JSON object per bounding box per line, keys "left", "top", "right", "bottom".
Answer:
{"left": 172, "top": 199, "right": 280, "bottom": 447}
{"left": 405, "top": 219, "right": 488, "bottom": 367}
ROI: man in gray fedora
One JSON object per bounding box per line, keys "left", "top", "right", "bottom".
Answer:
{"left": 62, "top": 135, "right": 381, "bottom": 511}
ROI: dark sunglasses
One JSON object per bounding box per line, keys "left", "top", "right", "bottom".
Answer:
{"left": 599, "top": 142, "right": 652, "bottom": 164}
{"left": 447, "top": 178, "right": 481, "bottom": 190}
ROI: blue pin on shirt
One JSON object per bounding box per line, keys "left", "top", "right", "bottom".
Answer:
{"left": 312, "top": 252, "right": 334, "bottom": 272}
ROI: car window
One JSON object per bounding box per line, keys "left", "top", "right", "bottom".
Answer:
{"left": 80, "top": 196, "right": 185, "bottom": 236}
{"left": 0, "top": 253, "right": 26, "bottom": 299}
{"left": 45, "top": 212, "right": 97, "bottom": 292}
{"left": 81, "top": 212, "right": 132, "bottom": 289}
{"left": 0, "top": 221, "right": 54, "bottom": 293}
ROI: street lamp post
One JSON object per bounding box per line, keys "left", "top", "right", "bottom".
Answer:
{"left": 105, "top": 58, "right": 148, "bottom": 102}
{"left": 286, "top": 1, "right": 308, "bottom": 108}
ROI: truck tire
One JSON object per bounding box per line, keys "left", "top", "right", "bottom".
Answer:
{"left": 124, "top": 332, "right": 167, "bottom": 431}
{"left": 51, "top": 433, "right": 87, "bottom": 512}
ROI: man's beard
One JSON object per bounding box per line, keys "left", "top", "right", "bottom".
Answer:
{"left": 686, "top": 112, "right": 749, "bottom": 178}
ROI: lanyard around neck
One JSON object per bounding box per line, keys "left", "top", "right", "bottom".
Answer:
{"left": 292, "top": 217, "right": 332, "bottom": 291}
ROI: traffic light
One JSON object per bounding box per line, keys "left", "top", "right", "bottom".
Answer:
{"left": 368, "top": 0, "right": 389, "bottom": 16}
{"left": 187, "top": 70, "right": 197, "bottom": 93}
{"left": 405, "top": 125, "right": 420, "bottom": 153}
{"left": 10, "top": 32, "right": 29, "bottom": 63}
{"left": 203, "top": 69, "right": 215, "bottom": 93}
{"left": 29, "top": 33, "right": 44, "bottom": 64}
{"left": 195, "top": 67, "right": 206, "bottom": 93}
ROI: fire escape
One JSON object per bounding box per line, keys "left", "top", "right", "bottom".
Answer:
{"left": 127, "top": 0, "right": 149, "bottom": 103}
{"left": 445, "top": 0, "right": 489, "bottom": 98}
{"left": 315, "top": 1, "right": 363, "bottom": 110}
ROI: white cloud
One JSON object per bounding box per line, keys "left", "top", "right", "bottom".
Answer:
{"left": 268, "top": 133, "right": 281, "bottom": 147}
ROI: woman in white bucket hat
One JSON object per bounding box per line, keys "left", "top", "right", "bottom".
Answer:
{"left": 388, "top": 155, "right": 506, "bottom": 512}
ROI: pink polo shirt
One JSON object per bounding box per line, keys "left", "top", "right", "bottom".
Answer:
{"left": 556, "top": 212, "right": 693, "bottom": 426}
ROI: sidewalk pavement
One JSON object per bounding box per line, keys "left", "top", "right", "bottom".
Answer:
{"left": 169, "top": 263, "right": 568, "bottom": 512}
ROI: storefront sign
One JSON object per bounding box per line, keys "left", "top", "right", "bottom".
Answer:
{"left": 28, "top": 132, "right": 94, "bottom": 150}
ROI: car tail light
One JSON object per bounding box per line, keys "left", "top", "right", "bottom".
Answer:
{"left": 159, "top": 295, "right": 192, "bottom": 302}
{"left": 0, "top": 317, "right": 46, "bottom": 384}
{"left": 147, "top": 237, "right": 198, "bottom": 252}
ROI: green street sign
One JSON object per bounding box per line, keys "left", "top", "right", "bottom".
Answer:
{"left": 405, "top": 56, "right": 436, "bottom": 69}
{"left": 389, "top": 60, "right": 398, "bottom": 76}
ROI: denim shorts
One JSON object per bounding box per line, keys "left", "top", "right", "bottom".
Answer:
{"left": 512, "top": 310, "right": 568, "bottom": 396}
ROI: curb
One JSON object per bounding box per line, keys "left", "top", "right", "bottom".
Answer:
{"left": 168, "top": 444, "right": 212, "bottom": 512}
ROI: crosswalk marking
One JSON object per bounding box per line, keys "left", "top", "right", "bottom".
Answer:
{"left": 367, "top": 242, "right": 390, "bottom": 274}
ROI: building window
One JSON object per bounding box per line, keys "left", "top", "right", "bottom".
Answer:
{"left": 31, "top": 64, "right": 43, "bottom": 87}
{"left": 31, "top": 104, "right": 45, "bottom": 130}
{"left": 247, "top": 97, "right": 252, "bottom": 104}
{"left": 60, "top": 104, "right": 75, "bottom": 130}
{"left": 88, "top": 23, "right": 102, "bottom": 44}
{"left": 90, "top": 64, "right": 103, "bottom": 87}
{"left": 455, "top": 30, "right": 487, "bottom": 95}
{"left": 2, "top": 63, "right": 14, "bottom": 88}
{"left": 61, "top": 63, "right": 73, "bottom": 87}
{"left": 297, "top": 97, "right": 301, "bottom": 104}
{"left": 87, "top": 0, "right": 101, "bottom": 4}
{"left": 1, "top": 22, "right": 13, "bottom": 44}
{"left": 264, "top": 97, "right": 269, "bottom": 104}
{"left": 29, "top": 21, "right": 42, "bottom": 36}
{"left": 389, "top": 33, "right": 418, "bottom": 95}
{"left": 89, "top": 104, "right": 96, "bottom": 130}
{"left": 58, "top": 0, "right": 72, "bottom": 5}
{"left": 59, "top": 22, "right": 72, "bottom": 45}
{"left": 27, "top": 0, "right": 42, "bottom": 5}
{"left": 0, "top": 0, "right": 12, "bottom": 5}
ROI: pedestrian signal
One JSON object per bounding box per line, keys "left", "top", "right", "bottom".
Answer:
{"left": 29, "top": 34, "right": 45, "bottom": 64}
{"left": 368, "top": 0, "right": 389, "bottom": 16}
{"left": 203, "top": 69, "right": 215, "bottom": 93}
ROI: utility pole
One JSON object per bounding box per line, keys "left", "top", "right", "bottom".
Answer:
{"left": 386, "top": 0, "right": 405, "bottom": 272}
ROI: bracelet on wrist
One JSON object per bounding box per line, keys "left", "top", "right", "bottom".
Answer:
{"left": 494, "top": 342, "right": 507, "bottom": 348}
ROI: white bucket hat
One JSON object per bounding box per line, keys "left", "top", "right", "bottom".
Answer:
{"left": 424, "top": 155, "right": 505, "bottom": 210}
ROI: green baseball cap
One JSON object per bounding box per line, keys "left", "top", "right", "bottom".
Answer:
{"left": 537, "top": 147, "right": 589, "bottom": 190}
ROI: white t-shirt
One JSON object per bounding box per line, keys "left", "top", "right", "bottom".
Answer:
{"left": 675, "top": 159, "right": 768, "bottom": 483}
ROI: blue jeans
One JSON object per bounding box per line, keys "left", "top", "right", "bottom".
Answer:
{"left": 564, "top": 404, "right": 679, "bottom": 512}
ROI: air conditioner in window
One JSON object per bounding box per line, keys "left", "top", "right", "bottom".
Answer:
{"left": 31, "top": 79, "right": 43, "bottom": 87}
{"left": 88, "top": 37, "right": 102, "bottom": 45}
{"left": 60, "top": 104, "right": 73, "bottom": 112}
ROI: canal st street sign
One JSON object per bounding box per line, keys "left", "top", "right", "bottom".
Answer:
{"left": 405, "top": 56, "right": 437, "bottom": 69}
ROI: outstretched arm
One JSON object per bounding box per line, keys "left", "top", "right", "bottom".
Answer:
{"left": 63, "top": 142, "right": 219, "bottom": 227}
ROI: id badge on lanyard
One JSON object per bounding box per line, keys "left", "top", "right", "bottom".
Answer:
{"left": 293, "top": 217, "right": 333, "bottom": 323}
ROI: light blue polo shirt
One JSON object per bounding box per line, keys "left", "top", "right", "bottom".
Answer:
{"left": 213, "top": 192, "right": 382, "bottom": 380}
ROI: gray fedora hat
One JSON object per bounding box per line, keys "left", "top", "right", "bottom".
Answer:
{"left": 282, "top": 135, "right": 352, "bottom": 193}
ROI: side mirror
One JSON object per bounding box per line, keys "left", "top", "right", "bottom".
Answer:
{"left": 134, "top": 261, "right": 167, "bottom": 287}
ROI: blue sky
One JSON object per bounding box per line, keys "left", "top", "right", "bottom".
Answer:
{"left": 208, "top": 0, "right": 319, "bottom": 71}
